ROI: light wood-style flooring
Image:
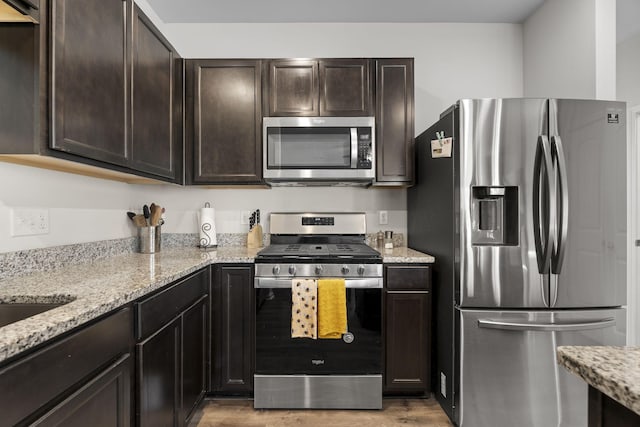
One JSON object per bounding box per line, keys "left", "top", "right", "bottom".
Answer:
{"left": 189, "top": 398, "right": 453, "bottom": 427}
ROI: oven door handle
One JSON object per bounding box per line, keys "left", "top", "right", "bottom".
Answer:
{"left": 254, "top": 277, "right": 383, "bottom": 289}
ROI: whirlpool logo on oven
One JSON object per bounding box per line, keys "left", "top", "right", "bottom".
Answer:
{"left": 311, "top": 359, "right": 325, "bottom": 366}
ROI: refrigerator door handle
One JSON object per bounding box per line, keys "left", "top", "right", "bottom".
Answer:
{"left": 477, "top": 317, "right": 615, "bottom": 332}
{"left": 533, "top": 135, "right": 554, "bottom": 281}
{"left": 550, "top": 135, "right": 569, "bottom": 275}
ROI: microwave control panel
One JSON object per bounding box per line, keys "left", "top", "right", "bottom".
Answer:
{"left": 357, "top": 128, "right": 373, "bottom": 169}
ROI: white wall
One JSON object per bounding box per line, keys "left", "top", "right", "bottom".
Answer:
{"left": 523, "top": 0, "right": 616, "bottom": 99}
{"left": 617, "top": 31, "right": 640, "bottom": 345}
{"left": 0, "top": 9, "right": 524, "bottom": 253}
{"left": 0, "top": 163, "right": 137, "bottom": 252}
{"left": 157, "top": 22, "right": 523, "bottom": 128}
{"left": 617, "top": 32, "right": 640, "bottom": 109}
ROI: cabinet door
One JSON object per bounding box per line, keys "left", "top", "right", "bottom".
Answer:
{"left": 32, "top": 354, "right": 132, "bottom": 427}
{"left": 182, "top": 296, "right": 208, "bottom": 424}
{"left": 375, "top": 59, "right": 414, "bottom": 185}
{"left": 268, "top": 59, "right": 318, "bottom": 116}
{"left": 187, "top": 59, "right": 262, "bottom": 184}
{"left": 212, "top": 265, "right": 254, "bottom": 394}
{"left": 50, "top": 0, "right": 130, "bottom": 167}
{"left": 137, "top": 317, "right": 181, "bottom": 427}
{"left": 385, "top": 292, "right": 431, "bottom": 394}
{"left": 131, "top": 5, "right": 181, "bottom": 181}
{"left": 319, "top": 59, "right": 372, "bottom": 116}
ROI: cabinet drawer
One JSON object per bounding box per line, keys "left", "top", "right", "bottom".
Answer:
{"left": 0, "top": 307, "right": 132, "bottom": 426}
{"left": 136, "top": 268, "right": 208, "bottom": 340}
{"left": 385, "top": 265, "right": 431, "bottom": 291}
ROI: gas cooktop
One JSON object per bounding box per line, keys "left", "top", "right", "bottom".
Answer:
{"left": 256, "top": 243, "right": 380, "bottom": 259}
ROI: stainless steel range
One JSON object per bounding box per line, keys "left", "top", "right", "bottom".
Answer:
{"left": 254, "top": 212, "right": 383, "bottom": 409}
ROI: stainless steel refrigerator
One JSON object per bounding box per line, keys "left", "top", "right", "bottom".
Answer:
{"left": 408, "top": 98, "right": 627, "bottom": 427}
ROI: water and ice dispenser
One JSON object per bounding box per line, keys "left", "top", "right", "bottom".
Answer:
{"left": 470, "top": 186, "right": 518, "bottom": 246}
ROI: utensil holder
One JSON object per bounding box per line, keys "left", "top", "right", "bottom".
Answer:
{"left": 139, "top": 226, "right": 161, "bottom": 254}
{"left": 247, "top": 226, "right": 263, "bottom": 249}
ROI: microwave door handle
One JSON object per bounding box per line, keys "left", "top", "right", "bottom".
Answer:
{"left": 350, "top": 128, "right": 358, "bottom": 168}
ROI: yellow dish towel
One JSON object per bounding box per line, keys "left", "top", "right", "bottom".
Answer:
{"left": 291, "top": 279, "right": 317, "bottom": 339}
{"left": 318, "top": 279, "right": 347, "bottom": 339}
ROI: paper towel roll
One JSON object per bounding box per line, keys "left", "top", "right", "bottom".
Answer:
{"left": 198, "top": 203, "right": 217, "bottom": 248}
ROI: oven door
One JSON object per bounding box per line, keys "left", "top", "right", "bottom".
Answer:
{"left": 255, "top": 277, "right": 382, "bottom": 375}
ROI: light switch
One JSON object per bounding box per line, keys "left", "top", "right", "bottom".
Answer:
{"left": 379, "top": 211, "right": 388, "bottom": 225}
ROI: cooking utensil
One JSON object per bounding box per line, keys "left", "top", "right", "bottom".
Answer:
{"left": 127, "top": 211, "right": 136, "bottom": 221}
{"left": 150, "top": 204, "right": 163, "bottom": 226}
{"left": 250, "top": 211, "right": 256, "bottom": 230}
{"left": 256, "top": 209, "right": 260, "bottom": 225}
{"left": 143, "top": 205, "right": 150, "bottom": 226}
{"left": 132, "top": 215, "right": 147, "bottom": 227}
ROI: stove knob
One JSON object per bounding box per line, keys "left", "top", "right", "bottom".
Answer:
{"left": 288, "top": 265, "right": 297, "bottom": 275}
{"left": 341, "top": 265, "right": 350, "bottom": 275}
{"left": 357, "top": 265, "right": 365, "bottom": 275}
{"left": 315, "top": 265, "right": 324, "bottom": 275}
{"left": 272, "top": 265, "right": 280, "bottom": 275}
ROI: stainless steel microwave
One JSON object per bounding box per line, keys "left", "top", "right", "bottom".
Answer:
{"left": 263, "top": 117, "right": 375, "bottom": 184}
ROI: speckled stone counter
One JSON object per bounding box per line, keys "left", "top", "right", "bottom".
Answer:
{"left": 379, "top": 247, "right": 435, "bottom": 263}
{"left": 557, "top": 346, "right": 640, "bottom": 415}
{"left": 0, "top": 247, "right": 259, "bottom": 364}
{"left": 0, "top": 243, "right": 433, "bottom": 364}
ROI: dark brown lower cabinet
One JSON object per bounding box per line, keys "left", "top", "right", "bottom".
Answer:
{"left": 0, "top": 307, "right": 133, "bottom": 426}
{"left": 137, "top": 317, "right": 181, "bottom": 427}
{"left": 136, "top": 268, "right": 210, "bottom": 427}
{"left": 589, "top": 385, "right": 640, "bottom": 426}
{"left": 34, "top": 354, "right": 132, "bottom": 427}
{"left": 211, "top": 264, "right": 254, "bottom": 394}
{"left": 384, "top": 265, "right": 432, "bottom": 395}
{"left": 182, "top": 296, "right": 209, "bottom": 421}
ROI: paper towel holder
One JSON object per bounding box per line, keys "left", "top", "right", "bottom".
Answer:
{"left": 198, "top": 202, "right": 218, "bottom": 250}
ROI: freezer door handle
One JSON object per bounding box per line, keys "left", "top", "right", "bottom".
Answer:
{"left": 477, "top": 317, "right": 616, "bottom": 332}
{"left": 550, "top": 135, "right": 569, "bottom": 276}
{"left": 533, "top": 135, "right": 554, "bottom": 292}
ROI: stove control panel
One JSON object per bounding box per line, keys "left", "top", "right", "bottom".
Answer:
{"left": 255, "top": 263, "right": 382, "bottom": 279}
{"left": 301, "top": 216, "right": 335, "bottom": 226}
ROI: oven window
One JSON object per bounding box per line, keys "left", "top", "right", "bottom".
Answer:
{"left": 255, "top": 287, "right": 382, "bottom": 375}
{"left": 266, "top": 127, "right": 352, "bottom": 169}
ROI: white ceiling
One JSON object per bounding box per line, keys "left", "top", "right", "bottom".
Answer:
{"left": 147, "top": 0, "right": 640, "bottom": 42}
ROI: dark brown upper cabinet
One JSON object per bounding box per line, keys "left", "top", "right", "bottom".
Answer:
{"left": 374, "top": 58, "right": 415, "bottom": 186}
{"left": 186, "top": 59, "right": 263, "bottom": 185}
{"left": 268, "top": 59, "right": 318, "bottom": 116}
{"left": 319, "top": 59, "right": 372, "bottom": 116}
{"left": 0, "top": 0, "right": 183, "bottom": 184}
{"left": 267, "top": 58, "right": 372, "bottom": 117}
{"left": 130, "top": 5, "right": 182, "bottom": 181}
{"left": 50, "top": 0, "right": 131, "bottom": 167}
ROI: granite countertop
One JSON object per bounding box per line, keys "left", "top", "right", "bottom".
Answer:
{"left": 0, "top": 247, "right": 259, "bottom": 364}
{"left": 557, "top": 346, "right": 640, "bottom": 415}
{"left": 0, "top": 244, "right": 433, "bottom": 364}
{"left": 379, "top": 246, "right": 435, "bottom": 263}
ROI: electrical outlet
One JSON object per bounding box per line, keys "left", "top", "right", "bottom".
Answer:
{"left": 240, "top": 211, "right": 251, "bottom": 225}
{"left": 11, "top": 208, "right": 50, "bottom": 236}
{"left": 378, "top": 210, "right": 388, "bottom": 225}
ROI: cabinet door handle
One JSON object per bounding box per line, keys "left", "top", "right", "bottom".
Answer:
{"left": 385, "top": 290, "right": 430, "bottom": 294}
